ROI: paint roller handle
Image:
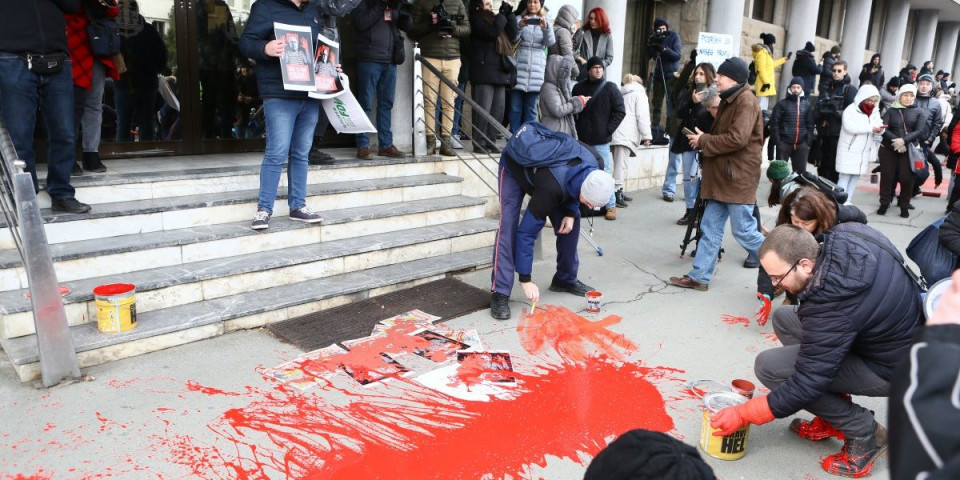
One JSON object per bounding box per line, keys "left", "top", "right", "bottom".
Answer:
{"left": 710, "top": 396, "right": 775, "bottom": 436}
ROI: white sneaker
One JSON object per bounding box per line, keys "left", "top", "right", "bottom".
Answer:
{"left": 451, "top": 135, "right": 464, "bottom": 149}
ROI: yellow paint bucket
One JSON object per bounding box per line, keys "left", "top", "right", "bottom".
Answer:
{"left": 93, "top": 283, "right": 137, "bottom": 333}
{"left": 699, "top": 391, "right": 750, "bottom": 460}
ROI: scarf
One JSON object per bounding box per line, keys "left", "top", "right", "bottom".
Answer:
{"left": 859, "top": 102, "right": 875, "bottom": 116}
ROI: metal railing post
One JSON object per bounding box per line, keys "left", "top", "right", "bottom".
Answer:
{"left": 412, "top": 44, "right": 428, "bottom": 157}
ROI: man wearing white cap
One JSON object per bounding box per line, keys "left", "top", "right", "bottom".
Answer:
{"left": 489, "top": 122, "right": 615, "bottom": 320}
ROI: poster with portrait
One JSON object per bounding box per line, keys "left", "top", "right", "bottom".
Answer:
{"left": 308, "top": 32, "right": 345, "bottom": 99}
{"left": 274, "top": 22, "right": 315, "bottom": 91}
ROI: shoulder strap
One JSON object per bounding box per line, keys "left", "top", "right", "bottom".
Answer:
{"left": 839, "top": 229, "right": 927, "bottom": 291}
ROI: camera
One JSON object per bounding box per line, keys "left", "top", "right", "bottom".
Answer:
{"left": 647, "top": 31, "right": 666, "bottom": 50}
{"left": 432, "top": 2, "right": 464, "bottom": 37}
{"left": 817, "top": 92, "right": 844, "bottom": 117}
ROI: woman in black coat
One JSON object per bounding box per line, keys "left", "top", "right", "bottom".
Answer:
{"left": 879, "top": 83, "right": 928, "bottom": 217}
{"left": 858, "top": 53, "right": 885, "bottom": 87}
{"left": 467, "top": 0, "right": 517, "bottom": 153}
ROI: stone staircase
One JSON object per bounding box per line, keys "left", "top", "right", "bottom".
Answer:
{"left": 0, "top": 153, "right": 500, "bottom": 382}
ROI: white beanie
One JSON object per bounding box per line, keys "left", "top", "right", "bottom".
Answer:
{"left": 580, "top": 170, "right": 615, "bottom": 208}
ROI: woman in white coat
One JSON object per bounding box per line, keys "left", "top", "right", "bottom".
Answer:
{"left": 836, "top": 84, "right": 885, "bottom": 205}
{"left": 610, "top": 74, "right": 652, "bottom": 207}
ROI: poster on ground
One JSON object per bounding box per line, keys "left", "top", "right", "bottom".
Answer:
{"left": 696, "top": 32, "right": 735, "bottom": 72}
{"left": 274, "top": 22, "right": 315, "bottom": 91}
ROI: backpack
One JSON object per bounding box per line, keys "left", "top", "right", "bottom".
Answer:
{"left": 748, "top": 61, "right": 757, "bottom": 86}
{"left": 503, "top": 122, "right": 590, "bottom": 168}
{"left": 87, "top": 16, "right": 121, "bottom": 57}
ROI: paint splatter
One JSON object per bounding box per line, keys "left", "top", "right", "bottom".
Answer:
{"left": 517, "top": 305, "right": 637, "bottom": 362}
{"left": 721, "top": 314, "right": 751, "bottom": 328}
{"left": 159, "top": 359, "right": 675, "bottom": 479}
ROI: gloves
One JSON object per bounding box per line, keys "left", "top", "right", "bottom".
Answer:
{"left": 892, "top": 138, "right": 905, "bottom": 152}
{"left": 761, "top": 84, "right": 771, "bottom": 92}
{"left": 499, "top": 1, "right": 513, "bottom": 14}
{"left": 690, "top": 49, "right": 698, "bottom": 62}
{"left": 710, "top": 395, "right": 775, "bottom": 436}
{"left": 755, "top": 293, "right": 772, "bottom": 327}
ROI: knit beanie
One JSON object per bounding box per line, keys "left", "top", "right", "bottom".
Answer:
{"left": 580, "top": 170, "right": 615, "bottom": 208}
{"left": 717, "top": 57, "right": 749, "bottom": 84}
{"left": 586, "top": 56, "right": 604, "bottom": 70}
{"left": 654, "top": 17, "right": 668, "bottom": 29}
{"left": 583, "top": 429, "right": 715, "bottom": 480}
{"left": 830, "top": 45, "right": 841, "bottom": 54}
{"left": 887, "top": 76, "right": 901, "bottom": 88}
{"left": 789, "top": 77, "right": 805, "bottom": 89}
{"left": 804, "top": 41, "right": 815, "bottom": 52}
{"left": 766, "top": 160, "right": 790, "bottom": 181}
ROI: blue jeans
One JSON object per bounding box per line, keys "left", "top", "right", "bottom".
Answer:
{"left": 0, "top": 53, "right": 76, "bottom": 199}
{"left": 259, "top": 97, "right": 320, "bottom": 213}
{"left": 688, "top": 200, "right": 764, "bottom": 284}
{"left": 591, "top": 143, "right": 616, "bottom": 208}
{"left": 662, "top": 148, "right": 682, "bottom": 196}
{"left": 355, "top": 61, "right": 396, "bottom": 149}
{"left": 508, "top": 90, "right": 539, "bottom": 134}
{"left": 680, "top": 151, "right": 701, "bottom": 209}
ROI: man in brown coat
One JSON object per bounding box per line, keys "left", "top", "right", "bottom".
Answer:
{"left": 669, "top": 57, "right": 764, "bottom": 291}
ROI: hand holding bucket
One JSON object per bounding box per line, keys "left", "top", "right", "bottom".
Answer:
{"left": 710, "top": 395, "right": 774, "bottom": 436}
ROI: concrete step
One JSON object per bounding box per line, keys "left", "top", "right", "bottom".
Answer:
{"left": 0, "top": 218, "right": 497, "bottom": 339}
{"left": 0, "top": 193, "right": 484, "bottom": 291}
{"left": 1, "top": 247, "right": 493, "bottom": 382}
{"left": 0, "top": 173, "right": 463, "bottom": 248}
{"left": 58, "top": 156, "right": 455, "bottom": 205}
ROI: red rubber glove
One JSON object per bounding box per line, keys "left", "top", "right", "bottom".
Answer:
{"left": 710, "top": 395, "right": 775, "bottom": 436}
{"left": 755, "top": 293, "right": 772, "bottom": 327}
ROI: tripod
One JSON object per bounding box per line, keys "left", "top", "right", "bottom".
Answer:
{"left": 679, "top": 158, "right": 723, "bottom": 260}
{"left": 649, "top": 53, "right": 675, "bottom": 125}
{"left": 580, "top": 215, "right": 603, "bottom": 256}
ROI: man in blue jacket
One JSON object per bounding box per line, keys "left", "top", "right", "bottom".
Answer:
{"left": 489, "top": 123, "right": 614, "bottom": 320}
{"left": 711, "top": 223, "right": 922, "bottom": 478}
{"left": 645, "top": 17, "right": 680, "bottom": 128}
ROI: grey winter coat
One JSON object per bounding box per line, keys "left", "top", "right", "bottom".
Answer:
{"left": 611, "top": 82, "right": 652, "bottom": 154}
{"left": 539, "top": 55, "right": 582, "bottom": 137}
{"left": 548, "top": 5, "right": 579, "bottom": 81}
{"left": 916, "top": 93, "right": 945, "bottom": 145}
{"left": 511, "top": 14, "right": 555, "bottom": 92}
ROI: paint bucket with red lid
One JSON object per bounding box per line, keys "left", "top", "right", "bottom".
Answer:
{"left": 585, "top": 291, "right": 602, "bottom": 314}
{"left": 93, "top": 283, "right": 137, "bottom": 333}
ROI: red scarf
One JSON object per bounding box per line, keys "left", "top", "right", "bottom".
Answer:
{"left": 859, "top": 101, "right": 875, "bottom": 116}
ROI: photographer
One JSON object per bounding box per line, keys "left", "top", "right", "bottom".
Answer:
{"left": 644, "top": 18, "right": 680, "bottom": 128}
{"left": 351, "top": 0, "right": 413, "bottom": 160}
{"left": 814, "top": 60, "right": 857, "bottom": 183}
{"left": 409, "top": 0, "right": 470, "bottom": 155}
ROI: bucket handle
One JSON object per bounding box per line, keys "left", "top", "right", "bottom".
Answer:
{"left": 683, "top": 379, "right": 733, "bottom": 399}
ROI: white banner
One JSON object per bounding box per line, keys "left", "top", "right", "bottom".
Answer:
{"left": 322, "top": 89, "right": 376, "bottom": 134}
{"left": 696, "top": 32, "right": 735, "bottom": 72}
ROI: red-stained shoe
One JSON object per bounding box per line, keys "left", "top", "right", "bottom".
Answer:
{"left": 790, "top": 416, "right": 845, "bottom": 442}
{"left": 821, "top": 424, "right": 887, "bottom": 478}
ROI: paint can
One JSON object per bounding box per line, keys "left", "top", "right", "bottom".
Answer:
{"left": 730, "top": 379, "right": 756, "bottom": 399}
{"left": 585, "top": 290, "right": 602, "bottom": 313}
{"left": 699, "top": 391, "right": 751, "bottom": 460}
{"left": 93, "top": 283, "right": 137, "bottom": 333}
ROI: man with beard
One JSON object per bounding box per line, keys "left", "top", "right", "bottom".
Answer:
{"left": 710, "top": 224, "right": 922, "bottom": 478}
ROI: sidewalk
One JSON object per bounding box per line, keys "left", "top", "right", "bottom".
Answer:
{"left": 0, "top": 173, "right": 944, "bottom": 479}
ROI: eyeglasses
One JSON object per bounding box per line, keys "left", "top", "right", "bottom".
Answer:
{"left": 770, "top": 260, "right": 800, "bottom": 288}
{"left": 833, "top": 69, "right": 845, "bottom": 73}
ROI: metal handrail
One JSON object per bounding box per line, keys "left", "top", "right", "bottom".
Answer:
{"left": 0, "top": 119, "right": 24, "bottom": 257}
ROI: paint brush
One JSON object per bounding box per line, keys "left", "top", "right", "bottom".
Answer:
{"left": 531, "top": 300, "right": 537, "bottom": 312}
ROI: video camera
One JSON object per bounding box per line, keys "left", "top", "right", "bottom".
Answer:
{"left": 647, "top": 30, "right": 666, "bottom": 50}
{"left": 817, "top": 91, "right": 845, "bottom": 117}
{"left": 433, "top": 1, "right": 464, "bottom": 37}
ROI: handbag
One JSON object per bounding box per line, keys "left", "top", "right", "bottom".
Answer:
{"left": 900, "top": 111, "right": 927, "bottom": 174}
{"left": 500, "top": 54, "right": 517, "bottom": 73}
{"left": 907, "top": 217, "right": 959, "bottom": 285}
{"left": 87, "top": 16, "right": 122, "bottom": 57}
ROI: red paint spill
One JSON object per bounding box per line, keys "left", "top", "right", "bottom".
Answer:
{"left": 159, "top": 359, "right": 675, "bottom": 479}
{"left": 185, "top": 381, "right": 245, "bottom": 397}
{"left": 722, "top": 314, "right": 751, "bottom": 328}
{"left": 763, "top": 332, "right": 780, "bottom": 344}
{"left": 4, "top": 475, "right": 52, "bottom": 480}
{"left": 517, "top": 305, "right": 637, "bottom": 362}
{"left": 455, "top": 352, "right": 516, "bottom": 386}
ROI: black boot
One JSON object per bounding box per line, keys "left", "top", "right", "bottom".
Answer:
{"left": 900, "top": 206, "right": 910, "bottom": 218}
{"left": 71, "top": 162, "right": 84, "bottom": 177}
{"left": 490, "top": 292, "right": 511, "bottom": 320}
{"left": 81, "top": 152, "right": 106, "bottom": 173}
{"left": 676, "top": 209, "right": 693, "bottom": 225}
{"left": 308, "top": 146, "right": 335, "bottom": 165}
{"left": 615, "top": 190, "right": 628, "bottom": 208}
{"left": 877, "top": 204, "right": 888, "bottom": 215}
{"left": 822, "top": 424, "right": 887, "bottom": 477}
{"left": 621, "top": 190, "right": 633, "bottom": 202}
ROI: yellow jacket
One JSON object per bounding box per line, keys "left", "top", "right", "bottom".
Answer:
{"left": 752, "top": 44, "right": 786, "bottom": 98}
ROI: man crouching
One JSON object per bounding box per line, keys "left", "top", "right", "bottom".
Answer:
{"left": 489, "top": 122, "right": 614, "bottom": 320}
{"left": 711, "top": 223, "right": 922, "bottom": 477}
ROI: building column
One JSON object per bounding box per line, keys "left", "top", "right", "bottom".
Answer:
{"left": 910, "top": 10, "right": 939, "bottom": 67}
{"left": 583, "top": 0, "right": 628, "bottom": 84}
{"left": 935, "top": 23, "right": 960, "bottom": 78}
{"left": 778, "top": 0, "right": 822, "bottom": 95}
{"left": 880, "top": 2, "right": 912, "bottom": 70}
{"left": 706, "top": 0, "right": 746, "bottom": 60}
{"left": 839, "top": 0, "right": 873, "bottom": 69}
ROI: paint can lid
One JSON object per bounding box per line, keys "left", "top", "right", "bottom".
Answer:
{"left": 703, "top": 391, "right": 747, "bottom": 412}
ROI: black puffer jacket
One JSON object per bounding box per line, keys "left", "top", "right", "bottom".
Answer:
{"left": 881, "top": 105, "right": 929, "bottom": 147}
{"left": 572, "top": 77, "right": 625, "bottom": 145}
{"left": 669, "top": 85, "right": 706, "bottom": 154}
{"left": 352, "top": 0, "right": 412, "bottom": 64}
{"left": 467, "top": 7, "right": 516, "bottom": 86}
{"left": 769, "top": 93, "right": 814, "bottom": 148}
{"left": 791, "top": 49, "right": 819, "bottom": 95}
{"left": 816, "top": 76, "right": 857, "bottom": 136}
{"left": 767, "top": 223, "right": 923, "bottom": 418}
{"left": 940, "top": 203, "right": 960, "bottom": 257}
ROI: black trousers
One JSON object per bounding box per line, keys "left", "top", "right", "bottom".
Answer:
{"left": 817, "top": 135, "right": 840, "bottom": 183}
{"left": 778, "top": 141, "right": 811, "bottom": 174}
{"left": 878, "top": 145, "right": 914, "bottom": 208}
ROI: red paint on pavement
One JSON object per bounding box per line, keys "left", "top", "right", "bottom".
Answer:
{"left": 517, "top": 305, "right": 636, "bottom": 362}
{"left": 185, "top": 381, "right": 245, "bottom": 397}
{"left": 4, "top": 474, "right": 52, "bottom": 480}
{"left": 722, "top": 314, "right": 751, "bottom": 328}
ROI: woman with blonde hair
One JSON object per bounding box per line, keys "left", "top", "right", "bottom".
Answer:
{"left": 610, "top": 73, "right": 651, "bottom": 206}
